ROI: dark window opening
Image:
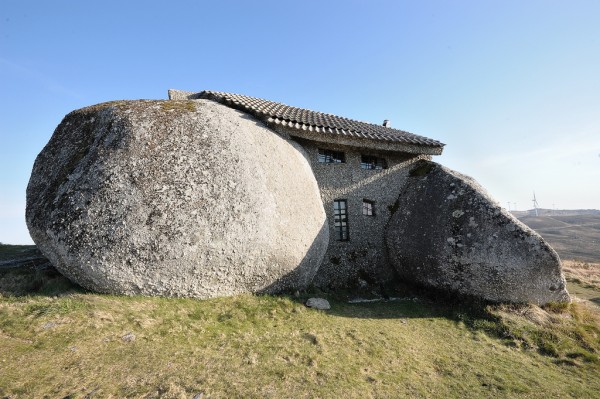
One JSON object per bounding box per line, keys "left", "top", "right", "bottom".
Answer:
{"left": 333, "top": 199, "right": 349, "bottom": 241}
{"left": 360, "top": 155, "right": 387, "bottom": 170}
{"left": 319, "top": 148, "right": 346, "bottom": 164}
{"left": 362, "top": 200, "right": 375, "bottom": 216}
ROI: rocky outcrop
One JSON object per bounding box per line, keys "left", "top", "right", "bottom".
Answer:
{"left": 26, "top": 99, "right": 329, "bottom": 298}
{"left": 386, "top": 161, "right": 569, "bottom": 304}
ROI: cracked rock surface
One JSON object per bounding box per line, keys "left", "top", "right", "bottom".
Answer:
{"left": 26, "top": 99, "right": 328, "bottom": 298}
{"left": 386, "top": 161, "right": 569, "bottom": 304}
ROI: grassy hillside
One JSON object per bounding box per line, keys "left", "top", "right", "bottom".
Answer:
{"left": 0, "top": 243, "right": 44, "bottom": 265}
{"left": 1, "top": 247, "right": 600, "bottom": 398}
{"left": 564, "top": 260, "right": 600, "bottom": 307}
{"left": 517, "top": 214, "right": 600, "bottom": 263}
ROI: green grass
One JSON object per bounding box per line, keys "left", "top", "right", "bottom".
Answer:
{"left": 1, "top": 290, "right": 599, "bottom": 398}
{"left": 567, "top": 281, "right": 600, "bottom": 307}
{"left": 1, "top": 245, "right": 600, "bottom": 398}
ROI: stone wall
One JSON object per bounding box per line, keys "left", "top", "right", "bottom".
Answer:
{"left": 279, "top": 134, "right": 429, "bottom": 288}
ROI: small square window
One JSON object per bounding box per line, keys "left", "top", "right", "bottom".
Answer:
{"left": 319, "top": 149, "right": 345, "bottom": 164}
{"left": 362, "top": 200, "right": 375, "bottom": 216}
{"left": 360, "top": 155, "right": 387, "bottom": 170}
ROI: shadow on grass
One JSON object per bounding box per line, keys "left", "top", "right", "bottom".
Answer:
{"left": 0, "top": 263, "right": 83, "bottom": 297}
{"left": 0, "top": 244, "right": 83, "bottom": 297}
{"left": 326, "top": 297, "right": 444, "bottom": 320}
{"left": 293, "top": 281, "right": 491, "bottom": 322}
{"left": 322, "top": 287, "right": 600, "bottom": 365}
{"left": 589, "top": 297, "right": 600, "bottom": 306}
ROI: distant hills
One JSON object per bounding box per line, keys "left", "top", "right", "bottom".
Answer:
{"left": 511, "top": 208, "right": 600, "bottom": 218}
{"left": 513, "top": 209, "right": 600, "bottom": 263}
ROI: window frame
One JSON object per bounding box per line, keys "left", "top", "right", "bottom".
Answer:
{"left": 318, "top": 148, "right": 346, "bottom": 164}
{"left": 360, "top": 154, "right": 387, "bottom": 170}
{"left": 362, "top": 199, "right": 375, "bottom": 216}
{"left": 333, "top": 199, "right": 349, "bottom": 241}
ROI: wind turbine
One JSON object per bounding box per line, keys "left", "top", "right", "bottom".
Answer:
{"left": 532, "top": 192, "right": 539, "bottom": 216}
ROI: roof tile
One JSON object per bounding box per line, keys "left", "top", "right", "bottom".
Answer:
{"left": 194, "top": 90, "right": 445, "bottom": 149}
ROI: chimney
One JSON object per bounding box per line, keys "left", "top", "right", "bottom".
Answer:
{"left": 383, "top": 119, "right": 390, "bottom": 127}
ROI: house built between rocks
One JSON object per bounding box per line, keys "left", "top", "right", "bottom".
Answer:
{"left": 25, "top": 89, "right": 570, "bottom": 304}
{"left": 169, "top": 90, "right": 444, "bottom": 289}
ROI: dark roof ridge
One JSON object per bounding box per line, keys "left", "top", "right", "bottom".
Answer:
{"left": 168, "top": 89, "right": 445, "bottom": 154}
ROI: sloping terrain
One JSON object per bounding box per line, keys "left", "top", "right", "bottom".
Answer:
{"left": 517, "top": 214, "right": 600, "bottom": 263}
{"left": 0, "top": 244, "right": 46, "bottom": 267}
{"left": 1, "top": 278, "right": 599, "bottom": 398}
{"left": 512, "top": 209, "right": 600, "bottom": 218}
{"left": 1, "top": 243, "right": 599, "bottom": 397}
{"left": 563, "top": 260, "right": 600, "bottom": 307}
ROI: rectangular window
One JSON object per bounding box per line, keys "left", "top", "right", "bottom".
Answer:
{"left": 362, "top": 200, "right": 375, "bottom": 216}
{"left": 360, "top": 155, "right": 387, "bottom": 170}
{"left": 318, "top": 148, "right": 345, "bottom": 164}
{"left": 333, "top": 199, "right": 349, "bottom": 241}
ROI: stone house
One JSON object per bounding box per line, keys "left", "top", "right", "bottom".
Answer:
{"left": 169, "top": 90, "right": 445, "bottom": 289}
{"left": 27, "top": 89, "right": 568, "bottom": 303}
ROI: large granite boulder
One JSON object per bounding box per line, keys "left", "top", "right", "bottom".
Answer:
{"left": 26, "top": 99, "right": 329, "bottom": 298}
{"left": 386, "top": 161, "right": 569, "bottom": 304}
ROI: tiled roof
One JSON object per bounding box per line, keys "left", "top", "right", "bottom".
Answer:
{"left": 168, "top": 89, "right": 444, "bottom": 154}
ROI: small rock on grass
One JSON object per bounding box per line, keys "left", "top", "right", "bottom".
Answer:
{"left": 42, "top": 321, "right": 57, "bottom": 329}
{"left": 306, "top": 298, "right": 331, "bottom": 310}
{"left": 122, "top": 332, "right": 136, "bottom": 342}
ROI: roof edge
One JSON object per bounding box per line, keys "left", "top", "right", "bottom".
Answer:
{"left": 167, "top": 89, "right": 445, "bottom": 155}
{"left": 273, "top": 125, "right": 444, "bottom": 156}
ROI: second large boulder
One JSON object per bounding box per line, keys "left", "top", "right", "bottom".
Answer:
{"left": 385, "top": 161, "right": 569, "bottom": 304}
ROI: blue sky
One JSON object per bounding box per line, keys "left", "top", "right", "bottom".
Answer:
{"left": 1, "top": 0, "right": 599, "bottom": 244}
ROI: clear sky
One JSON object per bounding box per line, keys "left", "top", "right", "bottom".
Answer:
{"left": 1, "top": 0, "right": 599, "bottom": 244}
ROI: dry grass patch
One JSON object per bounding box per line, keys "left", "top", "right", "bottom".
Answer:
{"left": 484, "top": 301, "right": 600, "bottom": 362}
{"left": 562, "top": 260, "right": 600, "bottom": 307}
{"left": 563, "top": 260, "right": 600, "bottom": 289}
